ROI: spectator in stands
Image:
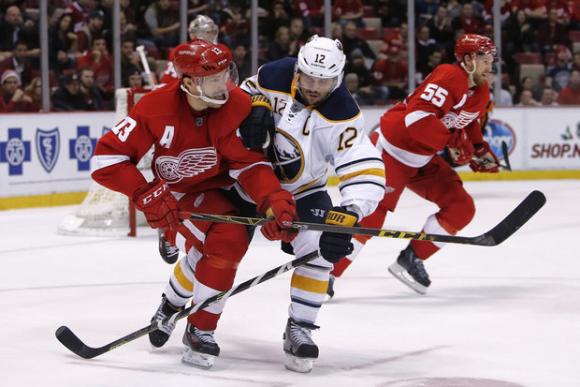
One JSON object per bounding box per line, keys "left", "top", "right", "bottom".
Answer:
{"left": 416, "top": 25, "right": 437, "bottom": 69}
{"left": 4, "top": 76, "right": 42, "bottom": 112}
{"left": 557, "top": 69, "right": 580, "bottom": 104}
{"left": 573, "top": 52, "right": 580, "bottom": 72}
{"left": 0, "top": 5, "right": 37, "bottom": 56}
{"left": 546, "top": 45, "right": 573, "bottom": 91}
{"left": 119, "top": 9, "right": 138, "bottom": 41}
{"left": 78, "top": 68, "right": 104, "bottom": 110}
{"left": 517, "top": 89, "right": 541, "bottom": 106}
{"left": 452, "top": 3, "right": 483, "bottom": 34}
{"left": 144, "top": 0, "right": 180, "bottom": 52}
{"left": 66, "top": 0, "right": 96, "bottom": 32}
{"left": 491, "top": 81, "right": 515, "bottom": 106}
{"left": 512, "top": 0, "right": 548, "bottom": 27}
{"left": 372, "top": 44, "right": 407, "bottom": 100}
{"left": 294, "top": 0, "right": 324, "bottom": 28}
{"left": 263, "top": 1, "right": 291, "bottom": 40}
{"left": 49, "top": 12, "right": 78, "bottom": 68}
{"left": 540, "top": 86, "right": 559, "bottom": 105}
{"left": 125, "top": 67, "right": 143, "bottom": 89}
{"left": 331, "top": 22, "right": 343, "bottom": 40}
{"left": 376, "top": 0, "right": 404, "bottom": 28}
{"left": 232, "top": 43, "right": 251, "bottom": 82}
{"left": 120, "top": 39, "right": 142, "bottom": 80}
{"left": 537, "top": 8, "right": 570, "bottom": 50}
{"left": 418, "top": 49, "right": 443, "bottom": 82}
{"left": 445, "top": 0, "right": 463, "bottom": 20}
{"left": 505, "top": 10, "right": 538, "bottom": 56}
{"left": 76, "top": 36, "right": 113, "bottom": 101}
{"left": 515, "top": 75, "right": 543, "bottom": 103}
{"left": 344, "top": 72, "right": 367, "bottom": 105}
{"left": 333, "top": 0, "right": 364, "bottom": 27}
{"left": 0, "top": 40, "right": 36, "bottom": 87}
{"left": 76, "top": 10, "right": 105, "bottom": 53}
{"left": 342, "top": 21, "right": 376, "bottom": 62}
{"left": 289, "top": 17, "right": 309, "bottom": 49}
{"left": 267, "top": 26, "right": 292, "bottom": 61}
{"left": 428, "top": 6, "right": 454, "bottom": 57}
{"left": 0, "top": 69, "right": 21, "bottom": 112}
{"left": 52, "top": 72, "right": 89, "bottom": 111}
{"left": 417, "top": 0, "right": 440, "bottom": 24}
{"left": 346, "top": 49, "right": 387, "bottom": 103}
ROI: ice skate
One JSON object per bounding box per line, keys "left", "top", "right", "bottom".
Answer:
{"left": 149, "top": 295, "right": 182, "bottom": 348}
{"left": 158, "top": 229, "right": 179, "bottom": 264}
{"left": 388, "top": 246, "right": 431, "bottom": 295}
{"left": 283, "top": 318, "right": 319, "bottom": 373}
{"left": 181, "top": 323, "right": 220, "bottom": 369}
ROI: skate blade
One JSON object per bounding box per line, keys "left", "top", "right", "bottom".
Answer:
{"left": 388, "top": 263, "right": 428, "bottom": 295}
{"left": 284, "top": 352, "right": 315, "bottom": 373}
{"left": 182, "top": 348, "right": 216, "bottom": 369}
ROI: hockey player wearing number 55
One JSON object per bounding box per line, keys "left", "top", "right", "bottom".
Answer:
{"left": 238, "top": 35, "right": 386, "bottom": 373}
{"left": 329, "top": 34, "right": 501, "bottom": 296}
{"left": 91, "top": 40, "right": 296, "bottom": 369}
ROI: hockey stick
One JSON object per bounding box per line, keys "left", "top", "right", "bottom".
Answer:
{"left": 501, "top": 141, "right": 512, "bottom": 171}
{"left": 136, "top": 45, "right": 156, "bottom": 87}
{"left": 55, "top": 251, "right": 319, "bottom": 359}
{"left": 185, "top": 190, "right": 546, "bottom": 247}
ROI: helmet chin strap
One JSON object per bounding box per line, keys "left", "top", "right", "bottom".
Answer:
{"left": 460, "top": 54, "right": 477, "bottom": 87}
{"left": 180, "top": 83, "right": 228, "bottom": 106}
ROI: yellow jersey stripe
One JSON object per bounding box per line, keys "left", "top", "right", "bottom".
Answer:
{"left": 173, "top": 264, "right": 193, "bottom": 292}
{"left": 338, "top": 168, "right": 386, "bottom": 182}
{"left": 291, "top": 274, "right": 329, "bottom": 294}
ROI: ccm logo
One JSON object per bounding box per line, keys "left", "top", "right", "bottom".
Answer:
{"left": 142, "top": 184, "right": 167, "bottom": 205}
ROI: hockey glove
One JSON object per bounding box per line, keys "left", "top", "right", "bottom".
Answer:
{"left": 260, "top": 190, "right": 298, "bottom": 243}
{"left": 133, "top": 179, "right": 180, "bottom": 230}
{"left": 469, "top": 141, "right": 500, "bottom": 173}
{"left": 319, "top": 206, "right": 359, "bottom": 264}
{"left": 239, "top": 94, "right": 275, "bottom": 150}
{"left": 447, "top": 129, "right": 474, "bottom": 166}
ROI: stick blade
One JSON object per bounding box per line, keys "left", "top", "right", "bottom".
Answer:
{"left": 477, "top": 190, "right": 546, "bottom": 246}
{"left": 55, "top": 326, "right": 101, "bottom": 359}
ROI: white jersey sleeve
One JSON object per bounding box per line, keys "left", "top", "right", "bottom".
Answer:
{"left": 327, "top": 113, "right": 385, "bottom": 218}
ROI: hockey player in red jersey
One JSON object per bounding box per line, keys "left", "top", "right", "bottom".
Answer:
{"left": 91, "top": 40, "right": 296, "bottom": 368}
{"left": 328, "top": 34, "right": 501, "bottom": 296}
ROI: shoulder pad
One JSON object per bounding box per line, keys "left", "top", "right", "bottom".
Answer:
{"left": 132, "top": 82, "right": 181, "bottom": 116}
{"left": 315, "top": 84, "right": 360, "bottom": 122}
{"left": 257, "top": 57, "right": 297, "bottom": 94}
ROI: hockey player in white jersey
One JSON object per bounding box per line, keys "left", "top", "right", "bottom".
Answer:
{"left": 239, "top": 35, "right": 385, "bottom": 373}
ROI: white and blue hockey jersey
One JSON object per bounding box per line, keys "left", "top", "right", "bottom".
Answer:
{"left": 241, "top": 57, "right": 385, "bottom": 218}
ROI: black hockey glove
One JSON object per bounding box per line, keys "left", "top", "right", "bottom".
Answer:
{"left": 319, "top": 206, "right": 359, "bottom": 264}
{"left": 239, "top": 94, "right": 275, "bottom": 150}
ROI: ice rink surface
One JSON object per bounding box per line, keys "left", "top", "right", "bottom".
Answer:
{"left": 1, "top": 180, "right": 579, "bottom": 387}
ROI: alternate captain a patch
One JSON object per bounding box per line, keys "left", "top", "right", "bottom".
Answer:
{"left": 269, "top": 128, "right": 304, "bottom": 184}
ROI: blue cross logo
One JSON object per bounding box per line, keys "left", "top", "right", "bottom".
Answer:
{"left": 0, "top": 128, "right": 31, "bottom": 175}
{"left": 69, "top": 126, "right": 97, "bottom": 171}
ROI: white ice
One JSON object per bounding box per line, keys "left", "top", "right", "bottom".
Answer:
{"left": 1, "top": 180, "right": 579, "bottom": 387}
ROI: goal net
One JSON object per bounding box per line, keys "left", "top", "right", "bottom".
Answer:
{"left": 57, "top": 88, "right": 153, "bottom": 237}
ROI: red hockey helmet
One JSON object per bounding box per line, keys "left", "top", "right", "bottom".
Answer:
{"left": 454, "top": 34, "right": 496, "bottom": 62}
{"left": 172, "top": 39, "right": 233, "bottom": 78}
{"left": 173, "top": 39, "right": 238, "bottom": 106}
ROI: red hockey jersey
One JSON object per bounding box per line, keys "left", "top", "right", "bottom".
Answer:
{"left": 378, "top": 64, "right": 489, "bottom": 168}
{"left": 92, "top": 81, "right": 282, "bottom": 208}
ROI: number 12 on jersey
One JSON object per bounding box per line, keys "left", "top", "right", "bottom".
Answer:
{"left": 420, "top": 83, "right": 448, "bottom": 107}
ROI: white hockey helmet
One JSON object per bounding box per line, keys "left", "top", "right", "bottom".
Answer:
{"left": 297, "top": 35, "right": 346, "bottom": 94}
{"left": 188, "top": 15, "right": 218, "bottom": 44}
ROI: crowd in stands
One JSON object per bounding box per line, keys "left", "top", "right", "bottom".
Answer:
{"left": 1, "top": 0, "right": 580, "bottom": 113}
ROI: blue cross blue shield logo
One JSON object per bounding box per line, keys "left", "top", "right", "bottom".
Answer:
{"left": 0, "top": 128, "right": 31, "bottom": 175}
{"left": 36, "top": 128, "right": 60, "bottom": 173}
{"left": 69, "top": 125, "right": 97, "bottom": 171}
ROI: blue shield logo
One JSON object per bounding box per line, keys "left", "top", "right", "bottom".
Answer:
{"left": 36, "top": 128, "right": 60, "bottom": 173}
{"left": 483, "top": 119, "right": 516, "bottom": 161}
